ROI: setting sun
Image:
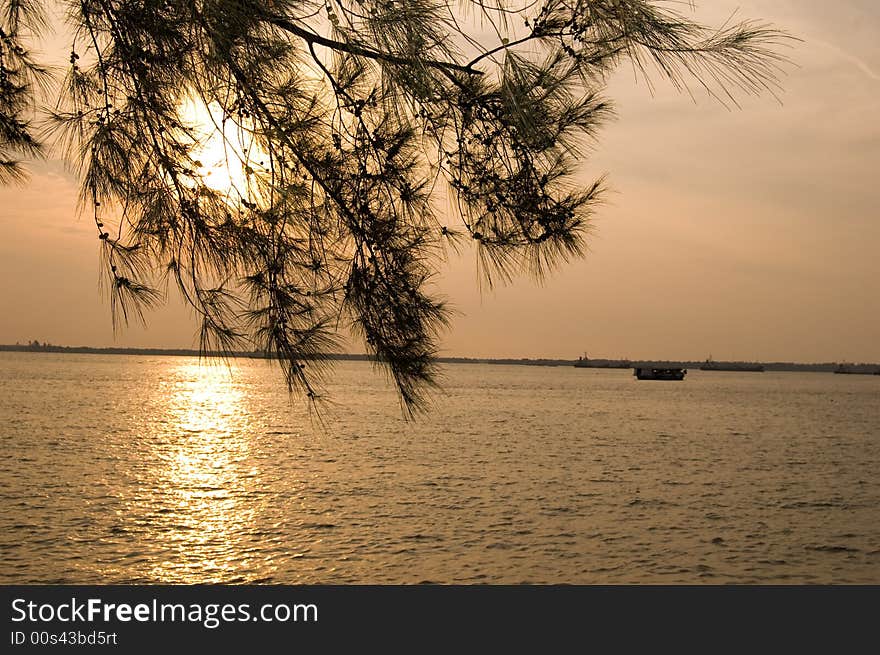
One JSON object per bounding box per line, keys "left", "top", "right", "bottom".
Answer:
{"left": 179, "top": 98, "right": 268, "bottom": 199}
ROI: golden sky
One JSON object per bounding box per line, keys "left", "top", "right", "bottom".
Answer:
{"left": 1, "top": 0, "right": 878, "bottom": 362}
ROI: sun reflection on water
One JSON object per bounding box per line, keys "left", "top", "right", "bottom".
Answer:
{"left": 136, "top": 362, "right": 275, "bottom": 583}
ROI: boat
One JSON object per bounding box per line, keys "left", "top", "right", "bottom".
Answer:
{"left": 573, "top": 354, "right": 630, "bottom": 369}
{"left": 633, "top": 366, "right": 686, "bottom": 381}
{"left": 835, "top": 364, "right": 879, "bottom": 375}
{"left": 700, "top": 357, "right": 764, "bottom": 372}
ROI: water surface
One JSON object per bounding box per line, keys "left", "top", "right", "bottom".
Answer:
{"left": 1, "top": 352, "right": 878, "bottom": 583}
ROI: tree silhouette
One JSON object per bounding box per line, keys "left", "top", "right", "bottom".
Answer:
{"left": 1, "top": 0, "right": 788, "bottom": 411}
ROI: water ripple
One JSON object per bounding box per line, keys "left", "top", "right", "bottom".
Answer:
{"left": 1, "top": 353, "right": 879, "bottom": 583}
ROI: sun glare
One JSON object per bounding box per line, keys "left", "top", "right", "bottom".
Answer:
{"left": 179, "top": 98, "right": 268, "bottom": 198}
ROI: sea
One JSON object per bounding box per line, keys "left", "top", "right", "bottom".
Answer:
{"left": 1, "top": 351, "right": 878, "bottom": 584}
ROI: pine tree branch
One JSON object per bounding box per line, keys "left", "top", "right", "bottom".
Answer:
{"left": 266, "top": 15, "right": 480, "bottom": 75}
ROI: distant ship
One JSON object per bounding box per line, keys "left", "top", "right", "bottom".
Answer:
{"left": 834, "top": 364, "right": 878, "bottom": 375}
{"left": 633, "top": 366, "right": 686, "bottom": 381}
{"left": 700, "top": 357, "right": 764, "bottom": 372}
{"left": 573, "top": 354, "right": 630, "bottom": 369}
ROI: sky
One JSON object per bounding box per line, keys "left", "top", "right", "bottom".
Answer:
{"left": 1, "top": 0, "right": 878, "bottom": 363}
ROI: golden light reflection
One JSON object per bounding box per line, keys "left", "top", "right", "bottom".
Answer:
{"left": 140, "top": 361, "right": 274, "bottom": 583}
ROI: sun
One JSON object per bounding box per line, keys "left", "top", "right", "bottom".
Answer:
{"left": 178, "top": 97, "right": 267, "bottom": 198}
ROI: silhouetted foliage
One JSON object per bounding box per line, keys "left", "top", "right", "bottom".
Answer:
{"left": 1, "top": 0, "right": 789, "bottom": 412}
{"left": 0, "top": 0, "right": 49, "bottom": 181}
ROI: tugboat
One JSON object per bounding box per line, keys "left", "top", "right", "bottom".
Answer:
{"left": 633, "top": 366, "right": 687, "bottom": 381}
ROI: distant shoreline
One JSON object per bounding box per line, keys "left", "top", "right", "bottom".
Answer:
{"left": 2, "top": 344, "right": 878, "bottom": 374}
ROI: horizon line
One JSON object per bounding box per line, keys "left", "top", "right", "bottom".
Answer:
{"left": 2, "top": 343, "right": 879, "bottom": 369}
